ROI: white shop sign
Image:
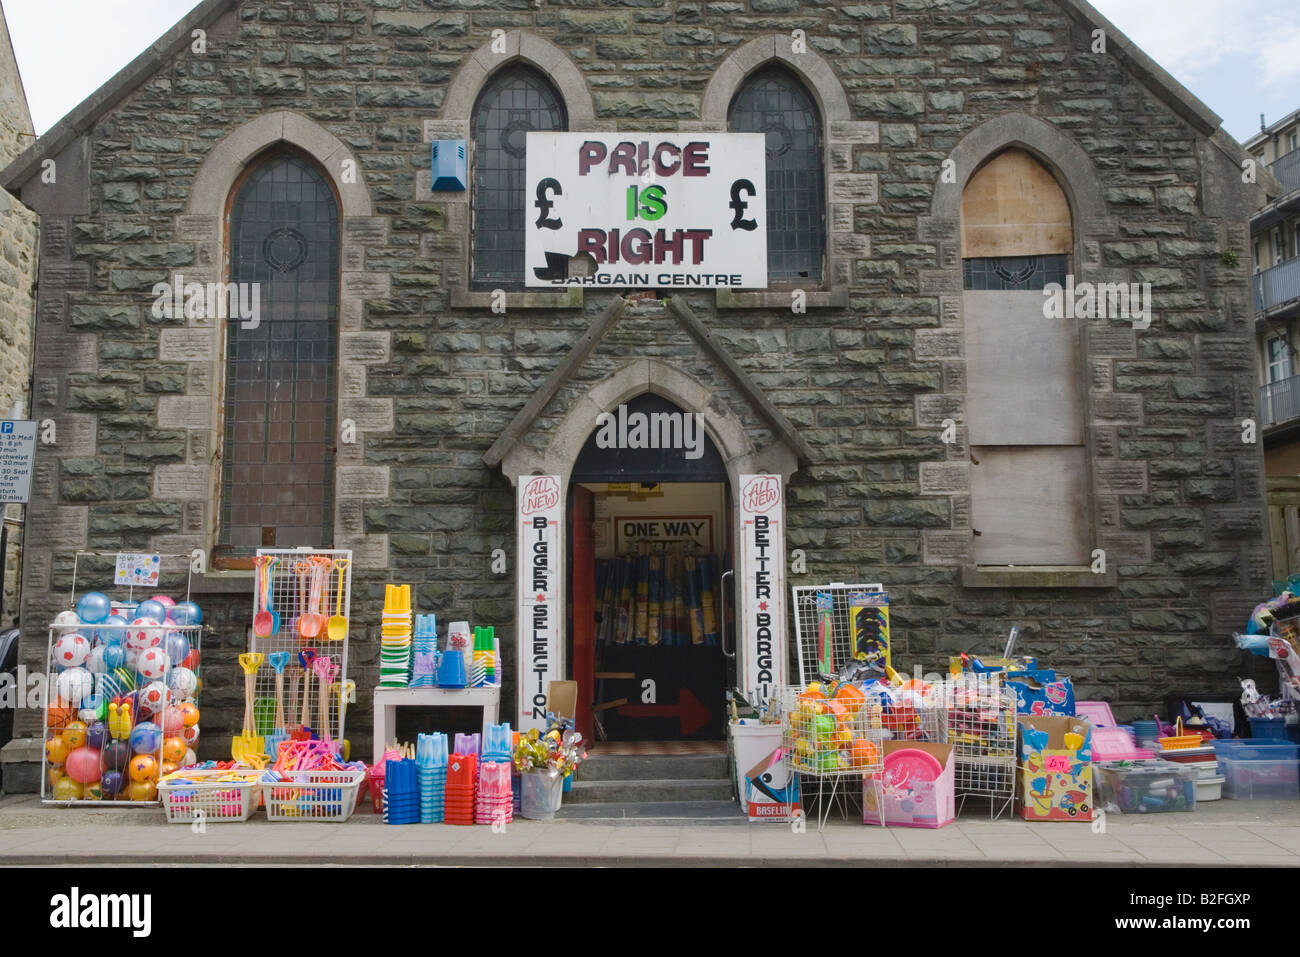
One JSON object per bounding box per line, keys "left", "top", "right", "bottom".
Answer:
{"left": 525, "top": 132, "right": 767, "bottom": 289}
{"left": 0, "top": 420, "right": 36, "bottom": 504}
{"left": 737, "top": 474, "right": 787, "bottom": 710}
{"left": 517, "top": 475, "right": 563, "bottom": 732}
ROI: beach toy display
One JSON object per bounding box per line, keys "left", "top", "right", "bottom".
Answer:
{"left": 42, "top": 559, "right": 204, "bottom": 806}
{"left": 247, "top": 550, "right": 353, "bottom": 755}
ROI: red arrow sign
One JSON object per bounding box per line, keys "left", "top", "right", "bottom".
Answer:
{"left": 618, "top": 687, "right": 712, "bottom": 736}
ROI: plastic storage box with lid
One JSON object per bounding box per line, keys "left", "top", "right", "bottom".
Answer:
{"left": 1212, "top": 740, "right": 1300, "bottom": 800}
{"left": 1095, "top": 759, "right": 1197, "bottom": 813}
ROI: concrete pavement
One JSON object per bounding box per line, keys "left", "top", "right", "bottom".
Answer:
{"left": 1, "top": 793, "right": 1297, "bottom": 865}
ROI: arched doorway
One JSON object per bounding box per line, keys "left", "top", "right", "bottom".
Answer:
{"left": 569, "top": 394, "right": 732, "bottom": 742}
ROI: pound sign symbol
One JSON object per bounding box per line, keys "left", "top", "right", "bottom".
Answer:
{"left": 534, "top": 178, "right": 563, "bottom": 230}
{"left": 729, "top": 179, "right": 757, "bottom": 231}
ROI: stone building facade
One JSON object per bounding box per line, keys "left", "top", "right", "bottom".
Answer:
{"left": 0, "top": 1, "right": 36, "bottom": 628}
{"left": 0, "top": 0, "right": 1281, "bottom": 779}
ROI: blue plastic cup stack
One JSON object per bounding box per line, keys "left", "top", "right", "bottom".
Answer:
{"left": 417, "top": 731, "right": 448, "bottom": 823}
{"left": 410, "top": 614, "right": 439, "bottom": 688}
{"left": 383, "top": 757, "right": 420, "bottom": 825}
{"left": 482, "top": 722, "right": 512, "bottom": 763}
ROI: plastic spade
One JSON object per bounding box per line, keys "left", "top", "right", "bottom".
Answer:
{"left": 298, "top": 559, "right": 326, "bottom": 640}
{"left": 253, "top": 557, "right": 274, "bottom": 638}
{"left": 265, "top": 557, "right": 281, "bottom": 636}
{"left": 327, "top": 558, "right": 350, "bottom": 641}
{"left": 265, "top": 651, "right": 291, "bottom": 760}
{"left": 233, "top": 653, "right": 265, "bottom": 765}
{"left": 299, "top": 648, "right": 317, "bottom": 733}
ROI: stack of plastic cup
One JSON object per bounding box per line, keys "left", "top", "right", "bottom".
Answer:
{"left": 482, "top": 722, "right": 512, "bottom": 763}
{"left": 417, "top": 731, "right": 448, "bottom": 823}
{"left": 435, "top": 642, "right": 466, "bottom": 688}
{"left": 444, "top": 752, "right": 478, "bottom": 825}
{"left": 454, "top": 732, "right": 480, "bottom": 757}
{"left": 409, "top": 614, "right": 439, "bottom": 688}
{"left": 383, "top": 758, "right": 420, "bottom": 825}
{"left": 380, "top": 585, "right": 412, "bottom": 687}
{"left": 476, "top": 759, "right": 513, "bottom": 825}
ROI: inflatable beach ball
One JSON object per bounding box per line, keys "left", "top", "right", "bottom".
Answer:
{"left": 55, "top": 667, "right": 94, "bottom": 707}
{"left": 75, "top": 591, "right": 111, "bottom": 625}
{"left": 138, "top": 681, "right": 169, "bottom": 713}
{"left": 137, "top": 647, "right": 169, "bottom": 681}
{"left": 52, "top": 610, "right": 81, "bottom": 636}
{"left": 126, "top": 619, "right": 162, "bottom": 651}
{"left": 53, "top": 633, "right": 91, "bottom": 669}
{"left": 168, "top": 666, "right": 198, "bottom": 700}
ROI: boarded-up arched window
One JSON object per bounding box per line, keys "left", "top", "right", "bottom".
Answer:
{"left": 220, "top": 150, "right": 339, "bottom": 555}
{"left": 962, "top": 149, "right": 1089, "bottom": 566}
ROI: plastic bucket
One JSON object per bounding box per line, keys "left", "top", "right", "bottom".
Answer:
{"left": 729, "top": 721, "right": 782, "bottom": 804}
{"left": 520, "top": 770, "right": 564, "bottom": 820}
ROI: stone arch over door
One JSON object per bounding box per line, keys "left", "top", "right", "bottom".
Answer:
{"left": 500, "top": 358, "right": 796, "bottom": 488}
{"left": 156, "top": 111, "right": 392, "bottom": 568}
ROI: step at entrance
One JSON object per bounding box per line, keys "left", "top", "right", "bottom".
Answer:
{"left": 564, "top": 752, "right": 734, "bottom": 806}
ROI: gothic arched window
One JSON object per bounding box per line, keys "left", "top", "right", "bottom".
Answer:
{"left": 221, "top": 150, "right": 339, "bottom": 554}
{"left": 728, "top": 66, "right": 825, "bottom": 282}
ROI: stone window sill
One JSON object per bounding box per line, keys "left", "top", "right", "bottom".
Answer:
{"left": 716, "top": 288, "right": 849, "bottom": 310}
{"left": 191, "top": 569, "right": 255, "bottom": 596}
{"left": 450, "top": 288, "right": 583, "bottom": 309}
{"left": 961, "top": 565, "right": 1117, "bottom": 589}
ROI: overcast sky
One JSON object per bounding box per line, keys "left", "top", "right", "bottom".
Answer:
{"left": 4, "top": 0, "right": 1298, "bottom": 147}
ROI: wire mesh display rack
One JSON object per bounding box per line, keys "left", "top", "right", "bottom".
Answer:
{"left": 791, "top": 583, "right": 884, "bottom": 685}
{"left": 775, "top": 686, "right": 887, "bottom": 829}
{"left": 42, "top": 552, "right": 203, "bottom": 806}
{"left": 938, "top": 674, "right": 1018, "bottom": 820}
{"left": 249, "top": 548, "right": 352, "bottom": 757}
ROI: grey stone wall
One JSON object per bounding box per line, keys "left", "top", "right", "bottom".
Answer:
{"left": 9, "top": 0, "right": 1274, "bottom": 763}
{"left": 0, "top": 2, "right": 36, "bottom": 628}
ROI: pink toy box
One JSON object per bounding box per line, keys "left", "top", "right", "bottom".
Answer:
{"left": 863, "top": 741, "right": 955, "bottom": 829}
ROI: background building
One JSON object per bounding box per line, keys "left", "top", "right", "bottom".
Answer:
{"left": 0, "top": 0, "right": 37, "bottom": 629}
{"left": 0, "top": 0, "right": 1281, "bottom": 787}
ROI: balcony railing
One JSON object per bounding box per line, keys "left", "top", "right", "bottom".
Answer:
{"left": 1255, "top": 257, "right": 1300, "bottom": 315}
{"left": 1270, "top": 148, "right": 1300, "bottom": 195}
{"left": 1261, "top": 374, "right": 1300, "bottom": 427}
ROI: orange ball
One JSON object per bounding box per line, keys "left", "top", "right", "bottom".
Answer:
{"left": 162, "top": 737, "right": 187, "bottom": 764}
{"left": 850, "top": 738, "right": 880, "bottom": 769}
{"left": 48, "top": 765, "right": 64, "bottom": 788}
{"left": 127, "top": 780, "right": 157, "bottom": 802}
{"left": 128, "top": 754, "right": 158, "bottom": 783}
{"left": 46, "top": 704, "right": 75, "bottom": 732}
{"left": 45, "top": 737, "right": 70, "bottom": 765}
{"left": 160, "top": 760, "right": 179, "bottom": 777}
{"left": 179, "top": 702, "right": 200, "bottom": 727}
{"left": 62, "top": 720, "right": 88, "bottom": 749}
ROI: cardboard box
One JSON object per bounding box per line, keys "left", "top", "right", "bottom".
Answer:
{"left": 863, "top": 741, "right": 955, "bottom": 829}
{"left": 1017, "top": 715, "right": 1093, "bottom": 821}
{"left": 745, "top": 747, "right": 802, "bottom": 822}
{"left": 547, "top": 680, "right": 578, "bottom": 723}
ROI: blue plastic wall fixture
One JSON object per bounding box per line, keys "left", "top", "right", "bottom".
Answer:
{"left": 431, "top": 140, "right": 467, "bottom": 191}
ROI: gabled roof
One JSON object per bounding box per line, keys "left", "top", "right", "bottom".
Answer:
{"left": 0, "top": 0, "right": 1262, "bottom": 194}
{"left": 0, "top": 0, "right": 34, "bottom": 167}
{"left": 483, "top": 295, "right": 815, "bottom": 469}
{"left": 1, "top": 0, "right": 238, "bottom": 192}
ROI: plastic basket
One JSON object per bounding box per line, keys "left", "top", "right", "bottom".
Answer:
{"left": 159, "top": 776, "right": 261, "bottom": 824}
{"left": 1158, "top": 735, "right": 1203, "bottom": 750}
{"left": 264, "top": 769, "right": 365, "bottom": 822}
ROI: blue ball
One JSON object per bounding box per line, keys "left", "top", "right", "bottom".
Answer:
{"left": 97, "top": 615, "right": 128, "bottom": 645}
{"left": 163, "top": 631, "right": 191, "bottom": 666}
{"left": 102, "top": 643, "right": 126, "bottom": 671}
{"left": 170, "top": 601, "right": 202, "bottom": 627}
{"left": 129, "top": 721, "right": 162, "bottom": 756}
{"left": 75, "top": 591, "right": 111, "bottom": 625}
{"left": 135, "top": 600, "right": 168, "bottom": 624}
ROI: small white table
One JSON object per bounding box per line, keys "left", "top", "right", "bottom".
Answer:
{"left": 372, "top": 686, "right": 502, "bottom": 759}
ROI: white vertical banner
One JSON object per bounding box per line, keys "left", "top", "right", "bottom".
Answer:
{"left": 517, "top": 475, "right": 564, "bottom": 732}
{"left": 737, "top": 474, "right": 786, "bottom": 709}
